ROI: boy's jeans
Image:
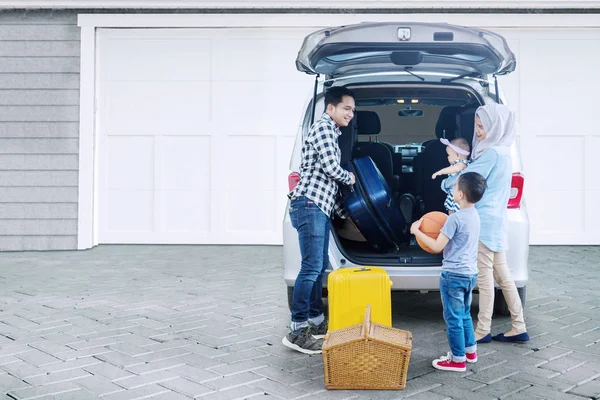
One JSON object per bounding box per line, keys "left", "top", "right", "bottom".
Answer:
{"left": 440, "top": 270, "right": 478, "bottom": 362}
{"left": 289, "top": 196, "right": 330, "bottom": 323}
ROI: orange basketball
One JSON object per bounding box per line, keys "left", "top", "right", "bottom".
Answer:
{"left": 416, "top": 211, "right": 448, "bottom": 254}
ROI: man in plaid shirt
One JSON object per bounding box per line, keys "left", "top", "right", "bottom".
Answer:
{"left": 283, "top": 86, "right": 356, "bottom": 354}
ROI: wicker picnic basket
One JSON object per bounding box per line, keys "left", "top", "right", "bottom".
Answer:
{"left": 322, "top": 305, "right": 412, "bottom": 390}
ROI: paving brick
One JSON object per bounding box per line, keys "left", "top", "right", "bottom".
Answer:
{"left": 471, "top": 378, "right": 531, "bottom": 399}
{"left": 518, "top": 384, "right": 586, "bottom": 399}
{"left": 25, "top": 368, "right": 92, "bottom": 386}
{"left": 15, "top": 349, "right": 62, "bottom": 367}
{"left": 134, "top": 348, "right": 191, "bottom": 364}
{"left": 0, "top": 361, "right": 46, "bottom": 379}
{"left": 6, "top": 381, "right": 80, "bottom": 399}
{"left": 56, "top": 346, "right": 114, "bottom": 361}
{"left": 113, "top": 369, "right": 179, "bottom": 389}
{"left": 101, "top": 384, "right": 170, "bottom": 400}
{"left": 0, "top": 374, "right": 31, "bottom": 391}
{"left": 144, "top": 391, "right": 190, "bottom": 400}
{"left": 0, "top": 355, "right": 21, "bottom": 366}
{"left": 33, "top": 389, "right": 100, "bottom": 400}
{"left": 201, "top": 371, "right": 265, "bottom": 391}
{"left": 158, "top": 377, "right": 213, "bottom": 397}
{"left": 126, "top": 358, "right": 186, "bottom": 375}
{"left": 401, "top": 392, "right": 450, "bottom": 400}
{"left": 430, "top": 384, "right": 496, "bottom": 400}
{"left": 94, "top": 351, "right": 146, "bottom": 369}
{"left": 199, "top": 385, "right": 265, "bottom": 400}
{"left": 0, "top": 345, "right": 33, "bottom": 358}
{"left": 169, "top": 364, "right": 220, "bottom": 383}
{"left": 73, "top": 375, "right": 124, "bottom": 396}
{"left": 506, "top": 368, "right": 573, "bottom": 391}
{"left": 207, "top": 359, "right": 269, "bottom": 376}
{"left": 43, "top": 358, "right": 103, "bottom": 374}
{"left": 28, "top": 340, "right": 73, "bottom": 355}
{"left": 252, "top": 366, "right": 308, "bottom": 386}
{"left": 108, "top": 342, "right": 153, "bottom": 357}
{"left": 555, "top": 365, "right": 600, "bottom": 385}
{"left": 83, "top": 362, "right": 135, "bottom": 381}
{"left": 250, "top": 378, "right": 307, "bottom": 399}
{"left": 180, "top": 344, "right": 228, "bottom": 359}
{"left": 567, "top": 378, "right": 600, "bottom": 398}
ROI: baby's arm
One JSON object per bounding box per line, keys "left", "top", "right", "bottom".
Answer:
{"left": 431, "top": 162, "right": 468, "bottom": 179}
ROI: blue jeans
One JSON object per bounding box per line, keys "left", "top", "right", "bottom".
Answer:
{"left": 289, "top": 196, "right": 331, "bottom": 323}
{"left": 440, "top": 270, "right": 478, "bottom": 362}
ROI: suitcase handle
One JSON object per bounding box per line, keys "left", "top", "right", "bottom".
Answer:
{"left": 355, "top": 267, "right": 372, "bottom": 272}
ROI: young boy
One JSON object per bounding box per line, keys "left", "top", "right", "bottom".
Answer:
{"left": 431, "top": 137, "right": 471, "bottom": 214}
{"left": 411, "top": 172, "right": 487, "bottom": 372}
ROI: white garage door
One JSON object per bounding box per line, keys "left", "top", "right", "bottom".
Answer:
{"left": 96, "top": 28, "right": 314, "bottom": 244}
{"left": 95, "top": 24, "right": 600, "bottom": 245}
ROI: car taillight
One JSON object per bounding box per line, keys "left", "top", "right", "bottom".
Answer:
{"left": 288, "top": 172, "right": 300, "bottom": 192}
{"left": 508, "top": 173, "right": 524, "bottom": 209}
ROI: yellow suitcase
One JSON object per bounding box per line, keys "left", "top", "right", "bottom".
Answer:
{"left": 327, "top": 266, "right": 393, "bottom": 331}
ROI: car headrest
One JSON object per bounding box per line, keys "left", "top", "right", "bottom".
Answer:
{"left": 435, "top": 106, "right": 459, "bottom": 139}
{"left": 356, "top": 111, "right": 381, "bottom": 135}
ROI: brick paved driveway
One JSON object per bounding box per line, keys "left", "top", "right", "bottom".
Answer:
{"left": 0, "top": 245, "right": 599, "bottom": 400}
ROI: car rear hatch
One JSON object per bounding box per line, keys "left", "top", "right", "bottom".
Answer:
{"left": 296, "top": 22, "right": 516, "bottom": 80}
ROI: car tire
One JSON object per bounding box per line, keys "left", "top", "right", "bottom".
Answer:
{"left": 287, "top": 286, "right": 295, "bottom": 311}
{"left": 286, "top": 286, "right": 329, "bottom": 315}
{"left": 493, "top": 286, "right": 526, "bottom": 317}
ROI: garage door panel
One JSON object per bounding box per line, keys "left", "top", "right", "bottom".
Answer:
{"left": 520, "top": 39, "right": 600, "bottom": 82}
{"left": 587, "top": 136, "right": 600, "bottom": 189}
{"left": 586, "top": 191, "right": 600, "bottom": 233}
{"left": 529, "top": 190, "right": 585, "bottom": 234}
{"left": 227, "top": 136, "right": 276, "bottom": 191}
{"left": 161, "top": 190, "right": 210, "bottom": 232}
{"left": 161, "top": 136, "right": 211, "bottom": 190}
{"left": 214, "top": 37, "right": 312, "bottom": 82}
{"left": 105, "top": 190, "right": 154, "bottom": 232}
{"left": 498, "top": 81, "right": 519, "bottom": 118}
{"left": 226, "top": 190, "right": 277, "bottom": 232}
{"left": 103, "top": 38, "right": 212, "bottom": 81}
{"left": 106, "top": 136, "right": 154, "bottom": 190}
{"left": 520, "top": 83, "right": 597, "bottom": 135}
{"left": 530, "top": 136, "right": 584, "bottom": 191}
{"left": 212, "top": 81, "right": 310, "bottom": 134}
{"left": 104, "top": 82, "right": 211, "bottom": 135}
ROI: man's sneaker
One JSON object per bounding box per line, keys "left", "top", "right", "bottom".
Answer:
{"left": 432, "top": 352, "right": 467, "bottom": 372}
{"left": 308, "top": 319, "right": 328, "bottom": 339}
{"left": 466, "top": 351, "right": 477, "bottom": 363}
{"left": 282, "top": 326, "right": 323, "bottom": 355}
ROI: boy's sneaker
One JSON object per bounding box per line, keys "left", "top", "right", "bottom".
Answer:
{"left": 308, "top": 319, "right": 328, "bottom": 339}
{"left": 282, "top": 326, "right": 323, "bottom": 355}
{"left": 432, "top": 352, "right": 467, "bottom": 372}
{"left": 466, "top": 351, "right": 477, "bottom": 363}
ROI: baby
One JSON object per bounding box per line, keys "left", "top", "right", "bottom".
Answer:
{"left": 432, "top": 138, "right": 471, "bottom": 214}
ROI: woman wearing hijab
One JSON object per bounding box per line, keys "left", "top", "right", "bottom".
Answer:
{"left": 442, "top": 103, "right": 529, "bottom": 344}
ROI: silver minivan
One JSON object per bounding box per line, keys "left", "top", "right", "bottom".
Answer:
{"left": 283, "top": 22, "right": 529, "bottom": 315}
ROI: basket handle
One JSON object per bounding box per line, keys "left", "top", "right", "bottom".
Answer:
{"left": 362, "top": 304, "right": 371, "bottom": 340}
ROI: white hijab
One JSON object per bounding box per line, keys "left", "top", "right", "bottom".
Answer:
{"left": 471, "top": 103, "right": 516, "bottom": 160}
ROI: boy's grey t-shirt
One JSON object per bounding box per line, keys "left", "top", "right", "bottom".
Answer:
{"left": 440, "top": 207, "right": 480, "bottom": 275}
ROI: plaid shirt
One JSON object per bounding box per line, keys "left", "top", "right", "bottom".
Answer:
{"left": 288, "top": 113, "right": 352, "bottom": 217}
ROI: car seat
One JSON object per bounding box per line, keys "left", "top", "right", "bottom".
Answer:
{"left": 352, "top": 111, "right": 400, "bottom": 195}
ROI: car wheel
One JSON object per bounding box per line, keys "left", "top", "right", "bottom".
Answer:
{"left": 286, "top": 286, "right": 329, "bottom": 315}
{"left": 493, "top": 286, "right": 526, "bottom": 317}
{"left": 287, "top": 286, "right": 294, "bottom": 311}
